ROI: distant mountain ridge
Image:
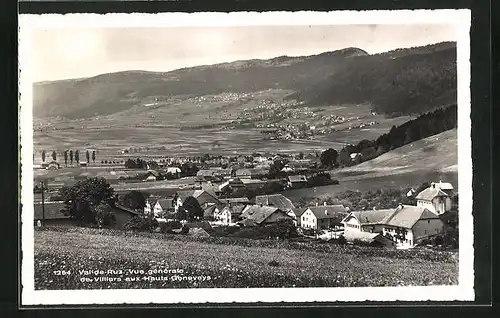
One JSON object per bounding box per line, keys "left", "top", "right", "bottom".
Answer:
{"left": 33, "top": 42, "right": 456, "bottom": 119}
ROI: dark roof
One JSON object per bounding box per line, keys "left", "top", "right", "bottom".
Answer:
{"left": 415, "top": 186, "right": 449, "bottom": 201}
{"left": 222, "top": 204, "right": 247, "bottom": 215}
{"left": 203, "top": 204, "right": 218, "bottom": 218}
{"left": 147, "top": 170, "right": 161, "bottom": 177}
{"left": 292, "top": 207, "right": 306, "bottom": 217}
{"left": 306, "top": 205, "right": 348, "bottom": 220}
{"left": 33, "top": 202, "right": 68, "bottom": 220}
{"left": 241, "top": 205, "right": 287, "bottom": 224}
{"left": 220, "top": 197, "right": 250, "bottom": 204}
{"left": 156, "top": 199, "right": 173, "bottom": 209}
{"left": 347, "top": 209, "right": 395, "bottom": 225}
{"left": 255, "top": 194, "right": 295, "bottom": 212}
{"left": 288, "top": 175, "right": 308, "bottom": 183}
{"left": 177, "top": 190, "right": 195, "bottom": 201}
{"left": 385, "top": 205, "right": 439, "bottom": 229}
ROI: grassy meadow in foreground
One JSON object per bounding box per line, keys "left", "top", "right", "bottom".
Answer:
{"left": 34, "top": 227, "right": 458, "bottom": 290}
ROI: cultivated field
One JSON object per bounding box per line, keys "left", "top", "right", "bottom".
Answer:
{"left": 34, "top": 227, "right": 458, "bottom": 290}
{"left": 33, "top": 91, "right": 410, "bottom": 162}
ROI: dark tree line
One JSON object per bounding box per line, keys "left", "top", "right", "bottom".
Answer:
{"left": 335, "top": 104, "right": 457, "bottom": 167}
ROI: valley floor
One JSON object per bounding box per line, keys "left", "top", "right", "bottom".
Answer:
{"left": 34, "top": 227, "right": 458, "bottom": 290}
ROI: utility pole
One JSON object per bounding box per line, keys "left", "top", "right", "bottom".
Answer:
{"left": 40, "top": 180, "right": 45, "bottom": 226}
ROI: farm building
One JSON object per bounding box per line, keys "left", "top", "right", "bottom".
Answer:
{"left": 111, "top": 204, "right": 143, "bottom": 228}
{"left": 254, "top": 194, "right": 295, "bottom": 213}
{"left": 287, "top": 175, "right": 308, "bottom": 189}
{"left": 341, "top": 205, "right": 444, "bottom": 248}
{"left": 342, "top": 209, "right": 395, "bottom": 234}
{"left": 33, "top": 202, "right": 141, "bottom": 229}
{"left": 381, "top": 205, "right": 444, "bottom": 248}
{"left": 178, "top": 189, "right": 222, "bottom": 209}
{"left": 214, "top": 204, "right": 247, "bottom": 225}
{"left": 238, "top": 205, "right": 292, "bottom": 227}
{"left": 219, "top": 197, "right": 250, "bottom": 206}
{"left": 151, "top": 198, "right": 182, "bottom": 218}
{"left": 415, "top": 182, "right": 453, "bottom": 215}
{"left": 300, "top": 204, "right": 349, "bottom": 230}
{"left": 143, "top": 170, "right": 162, "bottom": 182}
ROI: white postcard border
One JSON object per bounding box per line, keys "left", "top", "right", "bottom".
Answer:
{"left": 19, "top": 9, "right": 473, "bottom": 305}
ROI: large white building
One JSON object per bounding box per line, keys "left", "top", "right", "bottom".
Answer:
{"left": 341, "top": 205, "right": 444, "bottom": 248}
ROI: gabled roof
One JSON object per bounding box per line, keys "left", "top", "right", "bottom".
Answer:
{"left": 345, "top": 209, "right": 395, "bottom": 225}
{"left": 415, "top": 186, "right": 449, "bottom": 201}
{"left": 255, "top": 194, "right": 295, "bottom": 212}
{"left": 241, "top": 205, "right": 286, "bottom": 224}
{"left": 288, "top": 175, "right": 308, "bottom": 183}
{"left": 147, "top": 170, "right": 161, "bottom": 177}
{"left": 384, "top": 205, "right": 439, "bottom": 229}
{"left": 292, "top": 207, "right": 306, "bottom": 217}
{"left": 201, "top": 183, "right": 221, "bottom": 194}
{"left": 156, "top": 199, "right": 173, "bottom": 210}
{"left": 33, "top": 202, "right": 68, "bottom": 220}
{"left": 177, "top": 190, "right": 196, "bottom": 202}
{"left": 306, "top": 205, "right": 349, "bottom": 220}
{"left": 203, "top": 204, "right": 218, "bottom": 218}
{"left": 224, "top": 204, "right": 247, "bottom": 215}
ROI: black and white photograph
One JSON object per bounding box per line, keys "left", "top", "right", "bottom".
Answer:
{"left": 19, "top": 10, "right": 473, "bottom": 305}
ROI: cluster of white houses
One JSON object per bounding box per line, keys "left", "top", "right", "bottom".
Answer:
{"left": 33, "top": 180, "right": 456, "bottom": 249}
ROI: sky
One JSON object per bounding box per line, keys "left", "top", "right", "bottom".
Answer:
{"left": 29, "top": 24, "right": 457, "bottom": 82}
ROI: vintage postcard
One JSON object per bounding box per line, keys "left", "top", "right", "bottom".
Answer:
{"left": 19, "top": 10, "right": 473, "bottom": 306}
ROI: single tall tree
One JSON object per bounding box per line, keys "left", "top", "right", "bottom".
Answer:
{"left": 86, "top": 150, "right": 90, "bottom": 164}
{"left": 52, "top": 151, "right": 57, "bottom": 162}
{"left": 320, "top": 148, "right": 338, "bottom": 168}
{"left": 75, "top": 150, "right": 80, "bottom": 164}
{"left": 64, "top": 150, "right": 68, "bottom": 167}
{"left": 41, "top": 151, "right": 46, "bottom": 163}
{"left": 92, "top": 151, "right": 96, "bottom": 164}
{"left": 181, "top": 196, "right": 203, "bottom": 221}
{"left": 69, "top": 150, "right": 74, "bottom": 165}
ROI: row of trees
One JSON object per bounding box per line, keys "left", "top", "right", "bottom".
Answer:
{"left": 41, "top": 150, "right": 96, "bottom": 166}
{"left": 317, "top": 105, "right": 458, "bottom": 169}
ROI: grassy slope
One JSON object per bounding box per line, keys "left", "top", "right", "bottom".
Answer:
{"left": 333, "top": 129, "right": 457, "bottom": 181}
{"left": 34, "top": 227, "right": 458, "bottom": 290}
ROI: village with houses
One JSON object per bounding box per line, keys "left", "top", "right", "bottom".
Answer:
{"left": 33, "top": 146, "right": 458, "bottom": 250}
{"left": 28, "top": 32, "right": 462, "bottom": 290}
